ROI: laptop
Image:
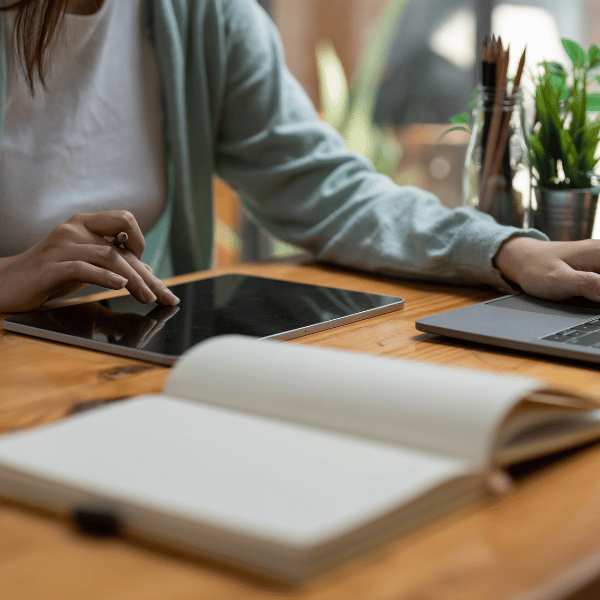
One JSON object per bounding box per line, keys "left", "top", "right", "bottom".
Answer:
{"left": 2, "top": 274, "right": 403, "bottom": 366}
{"left": 415, "top": 293, "right": 600, "bottom": 364}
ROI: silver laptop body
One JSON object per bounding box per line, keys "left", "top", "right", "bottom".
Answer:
{"left": 416, "top": 294, "right": 600, "bottom": 364}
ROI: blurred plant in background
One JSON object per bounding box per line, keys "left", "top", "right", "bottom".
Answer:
{"left": 315, "top": 0, "right": 408, "bottom": 180}
{"left": 216, "top": 0, "right": 410, "bottom": 266}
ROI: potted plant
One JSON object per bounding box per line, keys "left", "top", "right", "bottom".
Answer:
{"left": 529, "top": 39, "right": 600, "bottom": 240}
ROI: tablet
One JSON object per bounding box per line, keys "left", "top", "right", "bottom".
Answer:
{"left": 2, "top": 274, "right": 404, "bottom": 365}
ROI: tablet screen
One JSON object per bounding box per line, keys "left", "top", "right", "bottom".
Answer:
{"left": 3, "top": 275, "right": 403, "bottom": 365}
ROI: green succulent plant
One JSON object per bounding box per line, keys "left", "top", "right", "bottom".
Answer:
{"left": 530, "top": 39, "right": 600, "bottom": 190}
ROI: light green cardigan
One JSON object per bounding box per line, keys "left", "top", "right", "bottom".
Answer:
{"left": 0, "top": 0, "right": 546, "bottom": 287}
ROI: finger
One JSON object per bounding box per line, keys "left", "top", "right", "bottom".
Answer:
{"left": 119, "top": 249, "right": 180, "bottom": 306}
{"left": 81, "top": 243, "right": 178, "bottom": 305}
{"left": 530, "top": 266, "right": 600, "bottom": 303}
{"left": 559, "top": 239, "right": 600, "bottom": 273}
{"left": 71, "top": 211, "right": 146, "bottom": 258}
{"left": 59, "top": 244, "right": 158, "bottom": 304}
{"left": 87, "top": 233, "right": 177, "bottom": 305}
{"left": 45, "top": 261, "right": 129, "bottom": 293}
{"left": 572, "top": 270, "right": 600, "bottom": 303}
{"left": 95, "top": 247, "right": 160, "bottom": 304}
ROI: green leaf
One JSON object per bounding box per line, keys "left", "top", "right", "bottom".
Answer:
{"left": 549, "top": 74, "right": 569, "bottom": 101}
{"left": 344, "top": 0, "right": 408, "bottom": 130}
{"left": 546, "top": 62, "right": 567, "bottom": 78}
{"left": 560, "top": 128, "right": 576, "bottom": 163}
{"left": 467, "top": 89, "right": 478, "bottom": 110}
{"left": 450, "top": 112, "right": 469, "bottom": 124}
{"left": 314, "top": 0, "right": 409, "bottom": 178}
{"left": 437, "top": 125, "right": 470, "bottom": 140}
{"left": 530, "top": 131, "right": 556, "bottom": 187}
{"left": 535, "top": 78, "right": 552, "bottom": 117}
{"left": 586, "top": 117, "right": 600, "bottom": 139}
{"left": 562, "top": 38, "right": 586, "bottom": 68}
{"left": 584, "top": 120, "right": 600, "bottom": 168}
{"left": 589, "top": 45, "right": 600, "bottom": 68}
{"left": 588, "top": 93, "right": 600, "bottom": 111}
{"left": 315, "top": 42, "right": 349, "bottom": 130}
{"left": 596, "top": 76, "right": 600, "bottom": 86}
{"left": 586, "top": 144, "right": 600, "bottom": 171}
{"left": 344, "top": 110, "right": 375, "bottom": 157}
{"left": 529, "top": 134, "right": 545, "bottom": 159}
{"left": 540, "top": 77, "right": 564, "bottom": 131}
{"left": 375, "top": 129, "right": 403, "bottom": 179}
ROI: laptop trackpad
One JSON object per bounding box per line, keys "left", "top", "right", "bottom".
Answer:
{"left": 489, "top": 295, "right": 600, "bottom": 319}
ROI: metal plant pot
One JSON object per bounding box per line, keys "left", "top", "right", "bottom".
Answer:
{"left": 532, "top": 187, "right": 600, "bottom": 241}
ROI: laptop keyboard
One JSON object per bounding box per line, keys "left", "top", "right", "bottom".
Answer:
{"left": 542, "top": 318, "right": 600, "bottom": 346}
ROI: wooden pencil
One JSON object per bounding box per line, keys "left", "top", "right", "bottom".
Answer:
{"left": 480, "top": 40, "right": 509, "bottom": 212}
{"left": 483, "top": 47, "right": 527, "bottom": 216}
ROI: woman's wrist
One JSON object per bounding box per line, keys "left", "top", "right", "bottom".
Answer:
{"left": 493, "top": 235, "right": 541, "bottom": 289}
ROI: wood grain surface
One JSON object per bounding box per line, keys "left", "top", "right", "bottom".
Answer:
{"left": 2, "top": 261, "right": 600, "bottom": 600}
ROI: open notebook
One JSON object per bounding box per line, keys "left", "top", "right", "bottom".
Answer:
{"left": 0, "top": 335, "right": 599, "bottom": 581}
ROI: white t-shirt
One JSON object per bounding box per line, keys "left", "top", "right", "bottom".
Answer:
{"left": 0, "top": 0, "right": 167, "bottom": 257}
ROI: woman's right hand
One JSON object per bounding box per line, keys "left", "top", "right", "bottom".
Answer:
{"left": 0, "top": 210, "right": 180, "bottom": 313}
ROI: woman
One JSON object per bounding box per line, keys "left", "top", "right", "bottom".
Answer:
{"left": 0, "top": 0, "right": 598, "bottom": 313}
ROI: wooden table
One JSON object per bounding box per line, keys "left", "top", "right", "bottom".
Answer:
{"left": 2, "top": 261, "right": 600, "bottom": 600}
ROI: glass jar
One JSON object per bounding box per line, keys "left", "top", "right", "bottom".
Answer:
{"left": 463, "top": 86, "right": 530, "bottom": 228}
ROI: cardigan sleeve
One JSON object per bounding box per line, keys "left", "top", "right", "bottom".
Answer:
{"left": 212, "top": 0, "right": 547, "bottom": 289}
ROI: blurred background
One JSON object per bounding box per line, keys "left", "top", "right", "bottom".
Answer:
{"left": 214, "top": 0, "right": 600, "bottom": 267}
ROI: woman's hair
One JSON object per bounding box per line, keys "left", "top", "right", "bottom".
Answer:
{"left": 1, "top": 0, "right": 70, "bottom": 92}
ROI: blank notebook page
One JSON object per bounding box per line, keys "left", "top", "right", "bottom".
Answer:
{"left": 0, "top": 396, "right": 465, "bottom": 548}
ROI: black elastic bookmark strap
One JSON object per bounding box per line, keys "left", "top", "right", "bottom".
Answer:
{"left": 72, "top": 508, "right": 121, "bottom": 537}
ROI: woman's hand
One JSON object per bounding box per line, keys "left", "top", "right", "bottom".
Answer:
{"left": 0, "top": 210, "right": 180, "bottom": 313}
{"left": 494, "top": 236, "right": 600, "bottom": 302}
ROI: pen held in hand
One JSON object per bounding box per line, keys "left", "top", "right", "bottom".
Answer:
{"left": 112, "top": 232, "right": 128, "bottom": 249}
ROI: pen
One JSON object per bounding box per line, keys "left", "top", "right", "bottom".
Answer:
{"left": 112, "top": 232, "right": 128, "bottom": 248}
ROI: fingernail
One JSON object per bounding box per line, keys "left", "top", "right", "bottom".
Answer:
{"left": 159, "top": 287, "right": 180, "bottom": 306}
{"left": 109, "top": 274, "right": 128, "bottom": 289}
{"left": 142, "top": 288, "right": 157, "bottom": 303}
